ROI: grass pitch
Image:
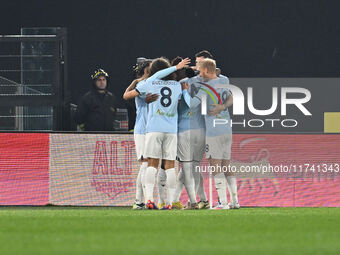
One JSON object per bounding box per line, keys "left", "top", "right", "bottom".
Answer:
{"left": 0, "top": 207, "right": 339, "bottom": 255}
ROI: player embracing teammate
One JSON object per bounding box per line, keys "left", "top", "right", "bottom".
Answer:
{"left": 125, "top": 50, "right": 240, "bottom": 210}
{"left": 190, "top": 54, "right": 239, "bottom": 209}
{"left": 123, "top": 57, "right": 191, "bottom": 210}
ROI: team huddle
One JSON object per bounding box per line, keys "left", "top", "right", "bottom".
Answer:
{"left": 123, "top": 50, "right": 239, "bottom": 210}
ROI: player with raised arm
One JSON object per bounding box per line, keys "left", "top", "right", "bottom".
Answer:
{"left": 136, "top": 58, "right": 191, "bottom": 210}
{"left": 157, "top": 56, "right": 198, "bottom": 210}
{"left": 161, "top": 56, "right": 202, "bottom": 209}
{"left": 123, "top": 57, "right": 189, "bottom": 209}
{"left": 124, "top": 57, "right": 191, "bottom": 210}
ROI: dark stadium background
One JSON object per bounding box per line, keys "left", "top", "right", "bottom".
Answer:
{"left": 1, "top": 0, "right": 339, "bottom": 127}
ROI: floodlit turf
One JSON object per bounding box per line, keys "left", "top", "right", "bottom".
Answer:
{"left": 0, "top": 207, "right": 339, "bottom": 255}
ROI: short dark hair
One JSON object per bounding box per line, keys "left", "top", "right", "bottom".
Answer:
{"left": 170, "top": 56, "right": 184, "bottom": 81}
{"left": 171, "top": 56, "right": 183, "bottom": 66}
{"left": 149, "top": 57, "right": 175, "bottom": 81}
{"left": 195, "top": 50, "right": 213, "bottom": 59}
{"left": 171, "top": 56, "right": 196, "bottom": 81}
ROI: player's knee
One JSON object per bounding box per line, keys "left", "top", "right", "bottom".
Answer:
{"left": 148, "top": 158, "right": 159, "bottom": 168}
{"left": 163, "top": 160, "right": 175, "bottom": 169}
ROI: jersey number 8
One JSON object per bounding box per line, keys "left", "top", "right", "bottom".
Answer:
{"left": 160, "top": 87, "right": 172, "bottom": 107}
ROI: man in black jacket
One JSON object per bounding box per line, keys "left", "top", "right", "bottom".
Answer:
{"left": 75, "top": 69, "right": 118, "bottom": 131}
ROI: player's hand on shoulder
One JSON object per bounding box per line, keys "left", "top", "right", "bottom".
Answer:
{"left": 209, "top": 104, "right": 225, "bottom": 116}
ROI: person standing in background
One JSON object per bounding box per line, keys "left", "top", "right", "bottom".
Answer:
{"left": 75, "top": 69, "right": 118, "bottom": 131}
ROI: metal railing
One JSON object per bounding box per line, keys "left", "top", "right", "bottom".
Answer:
{"left": 0, "top": 28, "right": 68, "bottom": 131}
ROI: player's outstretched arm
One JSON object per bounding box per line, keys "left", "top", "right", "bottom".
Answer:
{"left": 123, "top": 58, "right": 192, "bottom": 100}
{"left": 147, "top": 58, "right": 191, "bottom": 82}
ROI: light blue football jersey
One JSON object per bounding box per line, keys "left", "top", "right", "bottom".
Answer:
{"left": 134, "top": 80, "right": 148, "bottom": 135}
{"left": 136, "top": 79, "right": 190, "bottom": 134}
{"left": 133, "top": 66, "right": 178, "bottom": 135}
{"left": 191, "top": 75, "right": 232, "bottom": 136}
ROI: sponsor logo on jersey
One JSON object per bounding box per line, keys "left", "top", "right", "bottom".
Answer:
{"left": 156, "top": 109, "right": 175, "bottom": 117}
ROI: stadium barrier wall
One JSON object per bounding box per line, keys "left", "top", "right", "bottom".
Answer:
{"left": 0, "top": 133, "right": 49, "bottom": 205}
{"left": 0, "top": 133, "right": 339, "bottom": 207}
